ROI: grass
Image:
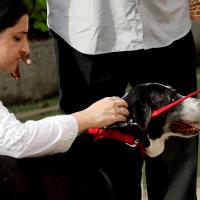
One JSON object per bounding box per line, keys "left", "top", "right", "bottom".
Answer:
{"left": 7, "top": 96, "right": 61, "bottom": 122}
{"left": 19, "top": 110, "right": 62, "bottom": 122}
{"left": 8, "top": 96, "right": 59, "bottom": 114}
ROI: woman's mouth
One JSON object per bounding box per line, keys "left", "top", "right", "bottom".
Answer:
{"left": 10, "top": 65, "right": 20, "bottom": 80}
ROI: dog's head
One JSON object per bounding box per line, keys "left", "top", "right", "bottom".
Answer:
{"left": 109, "top": 83, "right": 200, "bottom": 157}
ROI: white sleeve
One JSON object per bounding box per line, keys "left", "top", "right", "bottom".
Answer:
{"left": 0, "top": 101, "right": 78, "bottom": 158}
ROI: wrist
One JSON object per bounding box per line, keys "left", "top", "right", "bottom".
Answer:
{"left": 71, "top": 110, "right": 92, "bottom": 133}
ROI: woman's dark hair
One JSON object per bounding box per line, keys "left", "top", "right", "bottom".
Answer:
{"left": 0, "top": 0, "right": 28, "bottom": 33}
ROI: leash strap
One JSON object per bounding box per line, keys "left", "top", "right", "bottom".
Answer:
{"left": 151, "top": 88, "right": 200, "bottom": 118}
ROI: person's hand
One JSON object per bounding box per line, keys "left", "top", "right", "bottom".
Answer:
{"left": 71, "top": 97, "right": 129, "bottom": 133}
{"left": 84, "top": 96, "right": 129, "bottom": 127}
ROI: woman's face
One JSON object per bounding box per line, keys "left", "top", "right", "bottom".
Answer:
{"left": 0, "top": 15, "right": 30, "bottom": 78}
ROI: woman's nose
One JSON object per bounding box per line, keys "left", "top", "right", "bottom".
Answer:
{"left": 21, "top": 38, "right": 30, "bottom": 55}
{"left": 21, "top": 39, "right": 32, "bottom": 64}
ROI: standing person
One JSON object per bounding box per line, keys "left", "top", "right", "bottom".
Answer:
{"left": 0, "top": 0, "right": 129, "bottom": 158}
{"left": 47, "top": 1, "right": 198, "bottom": 200}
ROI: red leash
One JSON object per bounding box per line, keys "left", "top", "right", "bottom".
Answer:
{"left": 151, "top": 88, "right": 200, "bottom": 118}
{"left": 88, "top": 88, "right": 200, "bottom": 154}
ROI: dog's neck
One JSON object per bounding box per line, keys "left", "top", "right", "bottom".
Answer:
{"left": 146, "top": 137, "right": 165, "bottom": 157}
{"left": 145, "top": 133, "right": 171, "bottom": 157}
{"left": 145, "top": 131, "right": 196, "bottom": 157}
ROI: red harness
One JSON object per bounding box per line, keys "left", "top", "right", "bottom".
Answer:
{"left": 87, "top": 88, "right": 200, "bottom": 155}
{"left": 87, "top": 128, "right": 146, "bottom": 155}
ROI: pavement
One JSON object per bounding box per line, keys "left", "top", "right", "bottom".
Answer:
{"left": 198, "top": 178, "right": 200, "bottom": 200}
{"left": 142, "top": 177, "right": 200, "bottom": 200}
{"left": 15, "top": 105, "right": 59, "bottom": 120}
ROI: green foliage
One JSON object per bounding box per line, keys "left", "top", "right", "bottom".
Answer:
{"left": 23, "top": 0, "right": 49, "bottom": 40}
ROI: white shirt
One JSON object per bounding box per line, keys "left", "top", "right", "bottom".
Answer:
{"left": 47, "top": 0, "right": 191, "bottom": 55}
{"left": 0, "top": 101, "right": 78, "bottom": 158}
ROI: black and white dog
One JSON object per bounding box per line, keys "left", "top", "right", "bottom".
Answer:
{"left": 0, "top": 82, "right": 200, "bottom": 200}
{"left": 118, "top": 82, "right": 200, "bottom": 157}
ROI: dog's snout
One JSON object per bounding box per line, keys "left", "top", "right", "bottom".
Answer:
{"left": 181, "top": 98, "right": 200, "bottom": 121}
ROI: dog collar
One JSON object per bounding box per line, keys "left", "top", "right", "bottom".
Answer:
{"left": 152, "top": 88, "right": 200, "bottom": 118}
{"left": 87, "top": 128, "right": 146, "bottom": 156}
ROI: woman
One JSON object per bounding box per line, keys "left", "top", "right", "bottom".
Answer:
{"left": 0, "top": 0, "right": 129, "bottom": 158}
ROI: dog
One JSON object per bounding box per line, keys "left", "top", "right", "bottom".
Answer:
{"left": 0, "top": 82, "right": 199, "bottom": 200}
{"left": 117, "top": 82, "right": 200, "bottom": 157}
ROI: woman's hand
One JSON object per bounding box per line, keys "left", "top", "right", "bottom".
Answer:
{"left": 71, "top": 97, "right": 129, "bottom": 133}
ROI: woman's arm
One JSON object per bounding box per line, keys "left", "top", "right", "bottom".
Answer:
{"left": 0, "top": 97, "right": 128, "bottom": 158}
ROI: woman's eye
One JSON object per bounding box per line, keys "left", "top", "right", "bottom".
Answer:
{"left": 14, "top": 36, "right": 21, "bottom": 42}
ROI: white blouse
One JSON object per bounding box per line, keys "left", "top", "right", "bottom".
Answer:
{"left": 47, "top": 0, "right": 191, "bottom": 55}
{"left": 0, "top": 101, "right": 78, "bottom": 158}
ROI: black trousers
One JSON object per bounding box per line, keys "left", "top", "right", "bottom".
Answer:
{"left": 52, "top": 30, "right": 198, "bottom": 200}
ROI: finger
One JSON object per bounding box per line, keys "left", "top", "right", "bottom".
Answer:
{"left": 111, "top": 96, "right": 121, "bottom": 101}
{"left": 115, "top": 114, "right": 127, "bottom": 122}
{"left": 116, "top": 107, "right": 129, "bottom": 116}
{"left": 109, "top": 96, "right": 128, "bottom": 108}
{"left": 120, "top": 107, "right": 129, "bottom": 116}
{"left": 115, "top": 99, "right": 128, "bottom": 108}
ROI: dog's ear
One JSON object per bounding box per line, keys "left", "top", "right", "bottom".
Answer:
{"left": 128, "top": 100, "right": 152, "bottom": 131}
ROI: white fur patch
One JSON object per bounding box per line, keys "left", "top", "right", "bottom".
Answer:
{"left": 146, "top": 134, "right": 169, "bottom": 157}
{"left": 181, "top": 98, "right": 200, "bottom": 122}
